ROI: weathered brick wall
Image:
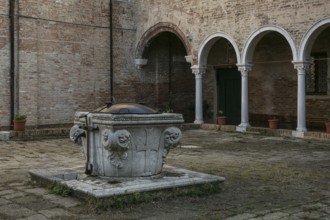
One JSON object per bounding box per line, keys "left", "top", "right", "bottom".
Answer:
{"left": 133, "top": 0, "right": 330, "bottom": 57}
{"left": 306, "top": 28, "right": 330, "bottom": 129}
{"left": 111, "top": 1, "right": 137, "bottom": 103}
{"left": 17, "top": 0, "right": 112, "bottom": 127}
{"left": 139, "top": 32, "right": 195, "bottom": 121}
{"left": 0, "top": 1, "right": 10, "bottom": 128}
{"left": 248, "top": 32, "right": 297, "bottom": 128}
{"left": 132, "top": 0, "right": 330, "bottom": 128}
{"left": 1, "top": 0, "right": 330, "bottom": 129}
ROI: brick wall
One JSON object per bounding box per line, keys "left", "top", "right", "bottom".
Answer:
{"left": 306, "top": 28, "right": 330, "bottom": 130}
{"left": 0, "top": 1, "right": 10, "bottom": 128}
{"left": 132, "top": 0, "right": 330, "bottom": 129}
{"left": 17, "top": 0, "right": 113, "bottom": 127}
{"left": 1, "top": 0, "right": 330, "bottom": 130}
{"left": 0, "top": 0, "right": 116, "bottom": 128}
{"left": 133, "top": 0, "right": 330, "bottom": 57}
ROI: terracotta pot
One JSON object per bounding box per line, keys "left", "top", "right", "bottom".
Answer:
{"left": 217, "top": 116, "right": 227, "bottom": 125}
{"left": 325, "top": 122, "right": 330, "bottom": 133}
{"left": 13, "top": 120, "right": 26, "bottom": 131}
{"left": 268, "top": 119, "right": 279, "bottom": 129}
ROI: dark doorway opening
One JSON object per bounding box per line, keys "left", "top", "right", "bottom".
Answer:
{"left": 217, "top": 68, "right": 241, "bottom": 125}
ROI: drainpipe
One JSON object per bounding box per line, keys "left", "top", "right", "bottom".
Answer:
{"left": 109, "top": 0, "right": 114, "bottom": 102}
{"left": 9, "top": 0, "right": 15, "bottom": 129}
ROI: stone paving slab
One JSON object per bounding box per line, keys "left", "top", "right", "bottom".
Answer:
{"left": 17, "top": 214, "right": 49, "bottom": 220}
{"left": 38, "top": 208, "right": 72, "bottom": 218}
{"left": 0, "top": 203, "right": 37, "bottom": 219}
{"left": 29, "top": 165, "right": 225, "bottom": 199}
{"left": 0, "top": 129, "right": 329, "bottom": 219}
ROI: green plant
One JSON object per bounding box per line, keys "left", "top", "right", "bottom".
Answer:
{"left": 86, "top": 183, "right": 222, "bottom": 210}
{"left": 49, "top": 182, "right": 72, "bottom": 197}
{"left": 218, "top": 110, "right": 224, "bottom": 116}
{"left": 14, "top": 114, "right": 27, "bottom": 120}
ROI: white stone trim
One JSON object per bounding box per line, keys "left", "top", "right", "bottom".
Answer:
{"left": 191, "top": 65, "right": 206, "bottom": 124}
{"left": 134, "top": 59, "right": 148, "bottom": 69}
{"left": 298, "top": 16, "right": 330, "bottom": 61}
{"left": 237, "top": 64, "right": 252, "bottom": 130}
{"left": 242, "top": 25, "right": 298, "bottom": 64}
{"left": 198, "top": 32, "right": 241, "bottom": 67}
{"left": 293, "top": 61, "right": 310, "bottom": 133}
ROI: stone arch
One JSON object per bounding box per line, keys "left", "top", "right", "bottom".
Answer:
{"left": 135, "top": 22, "right": 191, "bottom": 59}
{"left": 299, "top": 16, "right": 330, "bottom": 61}
{"left": 242, "top": 25, "right": 298, "bottom": 65}
{"left": 198, "top": 32, "right": 241, "bottom": 67}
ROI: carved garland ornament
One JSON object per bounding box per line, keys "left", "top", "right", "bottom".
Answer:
{"left": 101, "top": 129, "right": 131, "bottom": 168}
{"left": 162, "top": 127, "right": 182, "bottom": 162}
{"left": 70, "top": 125, "right": 85, "bottom": 146}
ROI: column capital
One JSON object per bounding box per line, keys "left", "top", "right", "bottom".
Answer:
{"left": 191, "top": 65, "right": 207, "bottom": 76}
{"left": 237, "top": 64, "right": 252, "bottom": 77}
{"left": 134, "top": 58, "right": 148, "bottom": 69}
{"left": 292, "top": 61, "right": 310, "bottom": 71}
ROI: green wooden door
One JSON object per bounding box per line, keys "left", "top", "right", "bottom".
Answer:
{"left": 217, "top": 68, "right": 241, "bottom": 125}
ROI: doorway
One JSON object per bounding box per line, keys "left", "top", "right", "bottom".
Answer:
{"left": 217, "top": 68, "right": 241, "bottom": 125}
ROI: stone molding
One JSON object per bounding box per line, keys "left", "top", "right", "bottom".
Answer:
{"left": 191, "top": 65, "right": 206, "bottom": 78}
{"left": 292, "top": 61, "right": 310, "bottom": 72}
{"left": 135, "top": 22, "right": 192, "bottom": 60}
{"left": 237, "top": 64, "right": 253, "bottom": 77}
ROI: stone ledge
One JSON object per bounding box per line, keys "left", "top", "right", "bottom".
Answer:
{"left": 8, "top": 127, "right": 70, "bottom": 141}
{"left": 29, "top": 165, "right": 225, "bottom": 199}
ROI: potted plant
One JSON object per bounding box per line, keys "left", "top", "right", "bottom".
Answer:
{"left": 217, "top": 110, "right": 227, "bottom": 125}
{"left": 325, "top": 121, "right": 330, "bottom": 133}
{"left": 13, "top": 114, "right": 27, "bottom": 131}
{"left": 268, "top": 116, "right": 279, "bottom": 129}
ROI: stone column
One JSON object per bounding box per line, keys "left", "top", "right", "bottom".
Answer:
{"left": 293, "top": 62, "right": 309, "bottom": 134}
{"left": 191, "top": 66, "right": 206, "bottom": 124}
{"left": 236, "top": 65, "right": 252, "bottom": 131}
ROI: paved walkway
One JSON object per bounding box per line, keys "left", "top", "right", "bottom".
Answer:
{"left": 0, "top": 129, "right": 329, "bottom": 219}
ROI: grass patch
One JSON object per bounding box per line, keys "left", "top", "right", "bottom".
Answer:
{"left": 86, "top": 182, "right": 222, "bottom": 210}
{"left": 48, "top": 182, "right": 72, "bottom": 197}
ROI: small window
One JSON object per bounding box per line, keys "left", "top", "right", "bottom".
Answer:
{"left": 306, "top": 52, "right": 328, "bottom": 95}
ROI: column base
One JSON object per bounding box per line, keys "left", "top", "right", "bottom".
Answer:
{"left": 236, "top": 123, "right": 251, "bottom": 132}
{"left": 296, "top": 127, "right": 307, "bottom": 132}
{"left": 292, "top": 130, "right": 305, "bottom": 138}
{"left": 0, "top": 131, "right": 10, "bottom": 141}
{"left": 194, "top": 120, "right": 204, "bottom": 124}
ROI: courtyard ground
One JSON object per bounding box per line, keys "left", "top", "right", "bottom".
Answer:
{"left": 0, "top": 129, "right": 329, "bottom": 219}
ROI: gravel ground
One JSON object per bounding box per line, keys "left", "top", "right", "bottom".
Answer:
{"left": 0, "top": 129, "right": 329, "bottom": 219}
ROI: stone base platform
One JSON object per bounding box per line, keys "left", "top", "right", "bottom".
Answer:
{"left": 29, "top": 165, "right": 225, "bottom": 199}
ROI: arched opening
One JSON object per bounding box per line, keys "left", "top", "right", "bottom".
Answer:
{"left": 203, "top": 38, "right": 240, "bottom": 124}
{"left": 139, "top": 32, "right": 195, "bottom": 122}
{"left": 304, "top": 26, "right": 330, "bottom": 131}
{"left": 135, "top": 22, "right": 191, "bottom": 60}
{"left": 248, "top": 32, "right": 296, "bottom": 128}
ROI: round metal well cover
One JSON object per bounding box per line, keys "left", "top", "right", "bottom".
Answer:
{"left": 94, "top": 103, "right": 159, "bottom": 114}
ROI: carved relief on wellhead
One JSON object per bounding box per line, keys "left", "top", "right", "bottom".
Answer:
{"left": 162, "top": 127, "right": 182, "bottom": 162}
{"left": 70, "top": 125, "right": 85, "bottom": 146}
{"left": 101, "top": 129, "right": 131, "bottom": 168}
